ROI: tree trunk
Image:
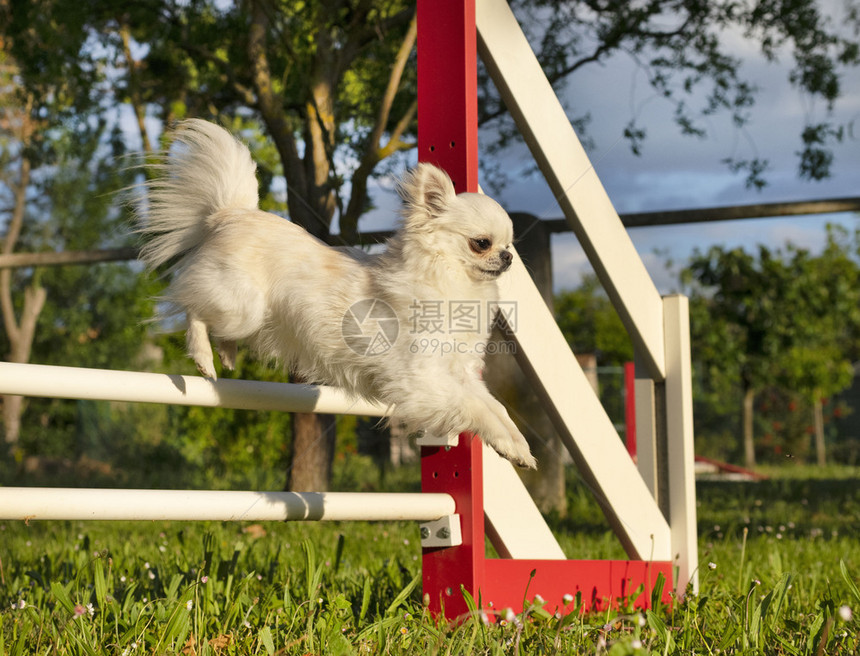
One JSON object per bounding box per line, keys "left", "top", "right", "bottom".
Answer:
{"left": 742, "top": 386, "right": 756, "bottom": 468}
{"left": 286, "top": 411, "right": 337, "bottom": 491}
{"left": 813, "top": 395, "right": 826, "bottom": 466}
{"left": 484, "top": 213, "right": 567, "bottom": 515}
{"left": 2, "top": 283, "right": 47, "bottom": 448}
{"left": 1, "top": 132, "right": 44, "bottom": 452}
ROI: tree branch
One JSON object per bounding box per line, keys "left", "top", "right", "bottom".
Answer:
{"left": 1, "top": 99, "right": 33, "bottom": 345}
{"left": 119, "top": 24, "right": 153, "bottom": 155}
{"left": 340, "top": 12, "right": 417, "bottom": 241}
{"left": 247, "top": 0, "right": 305, "bottom": 195}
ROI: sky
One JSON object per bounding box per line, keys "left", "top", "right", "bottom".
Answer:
{"left": 356, "top": 9, "right": 860, "bottom": 294}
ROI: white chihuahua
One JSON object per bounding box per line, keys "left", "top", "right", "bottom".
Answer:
{"left": 137, "top": 119, "right": 535, "bottom": 468}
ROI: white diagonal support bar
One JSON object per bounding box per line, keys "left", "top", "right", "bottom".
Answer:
{"left": 482, "top": 442, "right": 566, "bottom": 559}
{"left": 476, "top": 0, "right": 666, "bottom": 381}
{"left": 635, "top": 377, "right": 659, "bottom": 501}
{"left": 0, "top": 362, "right": 388, "bottom": 417}
{"left": 663, "top": 295, "right": 699, "bottom": 593}
{"left": 497, "top": 251, "right": 671, "bottom": 561}
{"left": 0, "top": 488, "right": 455, "bottom": 522}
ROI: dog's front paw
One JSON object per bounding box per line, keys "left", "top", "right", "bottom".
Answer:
{"left": 499, "top": 441, "right": 537, "bottom": 470}
{"left": 217, "top": 340, "right": 237, "bottom": 370}
{"left": 196, "top": 359, "right": 218, "bottom": 380}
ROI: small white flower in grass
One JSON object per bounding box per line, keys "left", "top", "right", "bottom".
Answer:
{"left": 838, "top": 605, "right": 852, "bottom": 621}
{"left": 708, "top": 562, "right": 717, "bottom": 570}
{"left": 504, "top": 608, "right": 516, "bottom": 624}
{"left": 186, "top": 600, "right": 193, "bottom": 611}
{"left": 632, "top": 639, "right": 642, "bottom": 649}
{"left": 86, "top": 603, "right": 95, "bottom": 617}
{"left": 753, "top": 579, "right": 761, "bottom": 586}
{"left": 159, "top": 545, "right": 166, "bottom": 553}
{"left": 144, "top": 562, "right": 150, "bottom": 569}
{"left": 399, "top": 626, "right": 408, "bottom": 635}
{"left": 534, "top": 594, "right": 545, "bottom": 605}
{"left": 562, "top": 593, "right": 574, "bottom": 605}
{"left": 119, "top": 575, "right": 126, "bottom": 583}
{"left": 638, "top": 614, "right": 646, "bottom": 627}
{"left": 480, "top": 611, "right": 490, "bottom": 625}
{"left": 148, "top": 570, "right": 156, "bottom": 580}
{"left": 16, "top": 599, "right": 26, "bottom": 609}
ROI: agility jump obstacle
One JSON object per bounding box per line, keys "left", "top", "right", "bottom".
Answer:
{"left": 0, "top": 0, "right": 697, "bottom": 618}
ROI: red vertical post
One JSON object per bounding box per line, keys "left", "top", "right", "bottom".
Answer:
{"left": 417, "top": 0, "right": 483, "bottom": 619}
{"left": 421, "top": 437, "right": 484, "bottom": 617}
{"left": 624, "top": 361, "right": 637, "bottom": 458}
{"left": 416, "top": 0, "right": 479, "bottom": 193}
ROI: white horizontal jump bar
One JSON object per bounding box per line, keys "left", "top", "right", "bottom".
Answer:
{"left": 0, "top": 488, "right": 455, "bottom": 522}
{"left": 0, "top": 362, "right": 388, "bottom": 417}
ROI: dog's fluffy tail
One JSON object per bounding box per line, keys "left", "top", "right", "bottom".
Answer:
{"left": 136, "top": 119, "right": 259, "bottom": 269}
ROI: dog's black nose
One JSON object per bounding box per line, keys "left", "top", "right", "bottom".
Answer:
{"left": 499, "top": 250, "right": 513, "bottom": 267}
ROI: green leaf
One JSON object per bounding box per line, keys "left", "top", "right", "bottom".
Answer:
{"left": 259, "top": 625, "right": 275, "bottom": 655}
{"left": 840, "top": 560, "right": 860, "bottom": 603}
{"left": 93, "top": 557, "right": 107, "bottom": 610}
{"left": 385, "top": 572, "right": 421, "bottom": 617}
{"left": 50, "top": 581, "right": 75, "bottom": 615}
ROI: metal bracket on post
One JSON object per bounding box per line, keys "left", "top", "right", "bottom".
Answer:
{"left": 415, "top": 432, "right": 460, "bottom": 447}
{"left": 420, "top": 514, "right": 463, "bottom": 548}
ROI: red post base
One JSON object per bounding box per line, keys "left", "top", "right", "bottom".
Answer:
{"left": 421, "top": 436, "right": 672, "bottom": 618}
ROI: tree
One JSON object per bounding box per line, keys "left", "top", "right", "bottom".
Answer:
{"left": 555, "top": 275, "right": 633, "bottom": 435}
{"left": 683, "top": 229, "right": 860, "bottom": 467}
{"left": 0, "top": 59, "right": 42, "bottom": 449}
{"left": 555, "top": 275, "right": 634, "bottom": 365}
{"left": 481, "top": 0, "right": 860, "bottom": 190}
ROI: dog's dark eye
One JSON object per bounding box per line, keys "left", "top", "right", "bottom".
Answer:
{"left": 470, "top": 238, "right": 492, "bottom": 253}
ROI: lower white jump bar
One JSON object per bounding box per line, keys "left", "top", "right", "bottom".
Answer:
{"left": 0, "top": 488, "right": 456, "bottom": 523}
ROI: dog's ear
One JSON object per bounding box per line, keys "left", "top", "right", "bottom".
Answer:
{"left": 398, "top": 163, "right": 456, "bottom": 218}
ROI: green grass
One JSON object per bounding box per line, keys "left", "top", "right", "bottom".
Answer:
{"left": 2, "top": 467, "right": 860, "bottom": 654}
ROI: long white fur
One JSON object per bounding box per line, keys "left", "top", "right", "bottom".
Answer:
{"left": 136, "top": 119, "right": 536, "bottom": 468}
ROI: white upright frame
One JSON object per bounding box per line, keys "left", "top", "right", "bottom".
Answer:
{"left": 476, "top": 0, "right": 698, "bottom": 592}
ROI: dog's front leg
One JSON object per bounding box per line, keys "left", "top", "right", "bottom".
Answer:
{"left": 187, "top": 315, "right": 217, "bottom": 379}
